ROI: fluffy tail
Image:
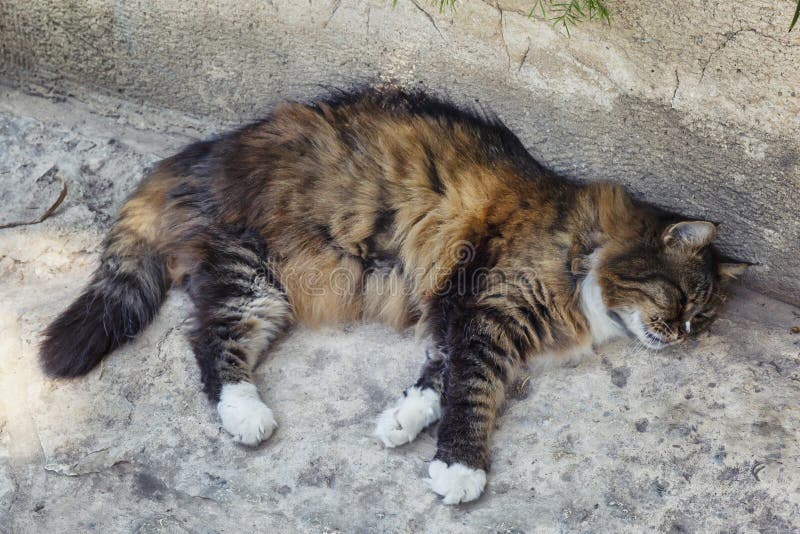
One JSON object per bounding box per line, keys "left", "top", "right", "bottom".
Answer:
{"left": 39, "top": 173, "right": 178, "bottom": 377}
{"left": 39, "top": 238, "right": 167, "bottom": 377}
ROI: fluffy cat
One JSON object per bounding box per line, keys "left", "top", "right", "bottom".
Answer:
{"left": 40, "top": 88, "right": 746, "bottom": 504}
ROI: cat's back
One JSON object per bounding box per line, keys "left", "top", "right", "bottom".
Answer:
{"left": 213, "top": 88, "right": 551, "bottom": 247}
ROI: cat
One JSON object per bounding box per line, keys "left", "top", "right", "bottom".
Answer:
{"left": 39, "top": 87, "right": 747, "bottom": 504}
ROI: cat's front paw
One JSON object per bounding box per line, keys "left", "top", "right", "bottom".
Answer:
{"left": 425, "top": 460, "right": 486, "bottom": 505}
{"left": 217, "top": 382, "right": 277, "bottom": 446}
{"left": 374, "top": 387, "right": 441, "bottom": 447}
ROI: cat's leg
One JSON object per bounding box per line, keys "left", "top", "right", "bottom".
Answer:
{"left": 374, "top": 346, "right": 445, "bottom": 447}
{"left": 187, "top": 228, "right": 292, "bottom": 446}
{"left": 426, "top": 309, "right": 521, "bottom": 504}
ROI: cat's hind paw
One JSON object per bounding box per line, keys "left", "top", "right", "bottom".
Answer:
{"left": 374, "top": 387, "right": 441, "bottom": 447}
{"left": 425, "top": 460, "right": 486, "bottom": 505}
{"left": 217, "top": 382, "right": 277, "bottom": 446}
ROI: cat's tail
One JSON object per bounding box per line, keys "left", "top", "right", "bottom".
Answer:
{"left": 39, "top": 166, "right": 184, "bottom": 377}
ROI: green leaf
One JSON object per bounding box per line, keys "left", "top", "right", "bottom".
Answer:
{"left": 528, "top": 0, "right": 548, "bottom": 19}
{"left": 790, "top": 0, "right": 800, "bottom": 32}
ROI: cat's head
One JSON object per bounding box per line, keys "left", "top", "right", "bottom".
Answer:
{"left": 597, "top": 220, "right": 747, "bottom": 349}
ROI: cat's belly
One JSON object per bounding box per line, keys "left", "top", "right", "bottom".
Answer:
{"left": 276, "top": 246, "right": 417, "bottom": 330}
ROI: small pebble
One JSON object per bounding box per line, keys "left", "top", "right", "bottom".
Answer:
{"left": 791, "top": 326, "right": 799, "bottom": 334}
{"left": 635, "top": 418, "right": 649, "bottom": 432}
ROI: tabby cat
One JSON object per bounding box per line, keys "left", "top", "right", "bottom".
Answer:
{"left": 40, "top": 88, "right": 746, "bottom": 504}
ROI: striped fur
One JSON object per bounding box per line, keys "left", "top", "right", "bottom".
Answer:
{"left": 186, "top": 226, "right": 291, "bottom": 402}
{"left": 39, "top": 87, "right": 746, "bottom": 503}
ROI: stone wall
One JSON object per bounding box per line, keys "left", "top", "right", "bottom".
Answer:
{"left": 1, "top": 0, "right": 798, "bottom": 303}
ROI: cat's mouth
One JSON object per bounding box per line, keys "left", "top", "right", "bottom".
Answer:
{"left": 642, "top": 330, "right": 671, "bottom": 349}
{"left": 611, "top": 310, "right": 674, "bottom": 350}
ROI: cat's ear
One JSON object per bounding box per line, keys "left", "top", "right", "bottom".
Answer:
{"left": 718, "top": 262, "right": 749, "bottom": 279}
{"left": 662, "top": 221, "right": 717, "bottom": 249}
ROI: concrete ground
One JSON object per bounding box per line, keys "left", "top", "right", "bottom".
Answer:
{"left": 1, "top": 85, "right": 799, "bottom": 533}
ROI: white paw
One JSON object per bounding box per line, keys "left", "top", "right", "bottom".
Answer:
{"left": 374, "top": 387, "right": 441, "bottom": 447}
{"left": 217, "top": 382, "right": 277, "bottom": 446}
{"left": 425, "top": 460, "right": 486, "bottom": 505}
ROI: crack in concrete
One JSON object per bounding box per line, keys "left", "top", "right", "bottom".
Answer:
{"left": 699, "top": 29, "right": 747, "bottom": 82}
{"left": 696, "top": 27, "right": 798, "bottom": 82}
{"left": 173, "top": 487, "right": 219, "bottom": 504}
{"left": 749, "top": 27, "right": 800, "bottom": 48}
{"left": 323, "top": 0, "right": 341, "bottom": 29}
{"left": 671, "top": 69, "right": 680, "bottom": 108}
{"left": 518, "top": 38, "right": 531, "bottom": 73}
{"left": 410, "top": 0, "right": 443, "bottom": 40}
{"left": 480, "top": 0, "right": 527, "bottom": 19}
{"left": 497, "top": 6, "right": 511, "bottom": 71}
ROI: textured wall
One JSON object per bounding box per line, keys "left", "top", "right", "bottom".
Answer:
{"left": 1, "top": 0, "right": 798, "bottom": 303}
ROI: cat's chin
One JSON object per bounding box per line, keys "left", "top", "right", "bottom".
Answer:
{"left": 618, "top": 311, "right": 673, "bottom": 350}
{"left": 641, "top": 331, "right": 672, "bottom": 349}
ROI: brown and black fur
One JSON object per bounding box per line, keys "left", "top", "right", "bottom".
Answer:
{"left": 40, "top": 87, "right": 744, "bottom": 478}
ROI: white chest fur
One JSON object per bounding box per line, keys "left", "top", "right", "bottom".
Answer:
{"left": 579, "top": 270, "right": 626, "bottom": 346}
